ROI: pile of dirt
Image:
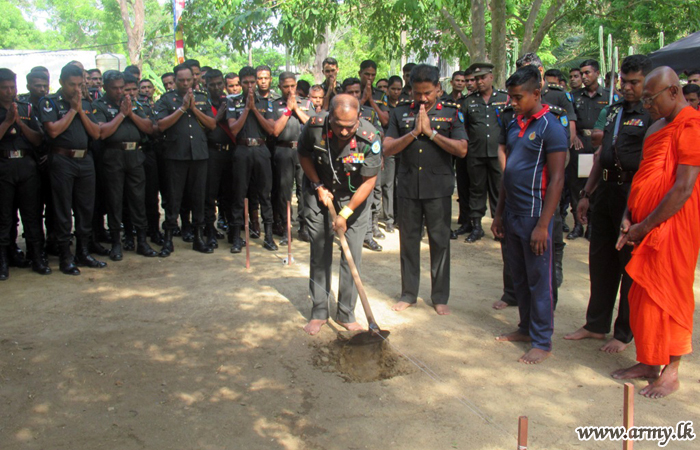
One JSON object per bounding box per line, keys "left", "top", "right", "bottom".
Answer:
{"left": 312, "top": 335, "right": 415, "bottom": 383}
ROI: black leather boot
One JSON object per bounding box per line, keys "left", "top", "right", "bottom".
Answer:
{"left": 109, "top": 231, "right": 123, "bottom": 261}
{"left": 0, "top": 246, "right": 9, "bottom": 280}
{"left": 75, "top": 238, "right": 107, "bottom": 268}
{"left": 160, "top": 229, "right": 174, "bottom": 257}
{"left": 566, "top": 222, "right": 584, "bottom": 240}
{"left": 372, "top": 213, "right": 385, "bottom": 240}
{"left": 58, "top": 242, "right": 80, "bottom": 275}
{"left": 230, "top": 226, "right": 243, "bottom": 254}
{"left": 193, "top": 227, "right": 214, "bottom": 253}
{"left": 263, "top": 224, "right": 278, "bottom": 251}
{"left": 88, "top": 235, "right": 110, "bottom": 256}
{"left": 297, "top": 224, "right": 310, "bottom": 242}
{"left": 136, "top": 229, "right": 158, "bottom": 257}
{"left": 28, "top": 242, "right": 51, "bottom": 275}
{"left": 465, "top": 218, "right": 485, "bottom": 243}
{"left": 122, "top": 227, "right": 136, "bottom": 251}
{"left": 205, "top": 224, "right": 218, "bottom": 249}
{"left": 8, "top": 242, "right": 30, "bottom": 268}
{"left": 363, "top": 237, "right": 383, "bottom": 251}
{"left": 148, "top": 224, "right": 164, "bottom": 246}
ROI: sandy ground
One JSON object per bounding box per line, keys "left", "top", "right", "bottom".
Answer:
{"left": 1, "top": 197, "right": 699, "bottom": 450}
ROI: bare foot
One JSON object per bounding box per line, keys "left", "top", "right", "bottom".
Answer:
{"left": 563, "top": 327, "right": 605, "bottom": 340}
{"left": 600, "top": 338, "right": 630, "bottom": 353}
{"left": 392, "top": 301, "right": 415, "bottom": 312}
{"left": 611, "top": 363, "right": 660, "bottom": 380}
{"left": 303, "top": 319, "right": 327, "bottom": 336}
{"left": 336, "top": 321, "right": 364, "bottom": 331}
{"left": 492, "top": 300, "right": 511, "bottom": 310}
{"left": 519, "top": 348, "right": 551, "bottom": 364}
{"left": 433, "top": 304, "right": 451, "bottom": 315}
{"left": 496, "top": 330, "right": 532, "bottom": 342}
{"left": 639, "top": 366, "right": 680, "bottom": 399}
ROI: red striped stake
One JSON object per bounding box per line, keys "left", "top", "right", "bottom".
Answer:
{"left": 287, "top": 201, "right": 292, "bottom": 266}
{"left": 623, "top": 383, "right": 634, "bottom": 450}
{"left": 517, "top": 416, "right": 528, "bottom": 450}
{"left": 244, "top": 198, "right": 250, "bottom": 269}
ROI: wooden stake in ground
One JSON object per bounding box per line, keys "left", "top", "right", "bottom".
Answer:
{"left": 287, "top": 200, "right": 292, "bottom": 266}
{"left": 244, "top": 198, "right": 250, "bottom": 269}
{"left": 517, "top": 416, "right": 528, "bottom": 450}
{"left": 623, "top": 383, "right": 634, "bottom": 450}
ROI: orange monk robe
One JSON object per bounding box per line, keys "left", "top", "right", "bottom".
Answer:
{"left": 626, "top": 106, "right": 700, "bottom": 366}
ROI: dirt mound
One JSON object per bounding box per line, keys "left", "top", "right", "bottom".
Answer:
{"left": 312, "top": 334, "right": 415, "bottom": 383}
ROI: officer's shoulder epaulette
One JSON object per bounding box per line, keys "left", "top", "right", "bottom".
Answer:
{"left": 547, "top": 83, "right": 563, "bottom": 91}
{"left": 15, "top": 98, "right": 30, "bottom": 106}
{"left": 502, "top": 104, "right": 514, "bottom": 113}
{"left": 496, "top": 89, "right": 508, "bottom": 96}
{"left": 439, "top": 99, "right": 459, "bottom": 110}
{"left": 548, "top": 104, "right": 566, "bottom": 117}
{"left": 355, "top": 120, "right": 379, "bottom": 143}
{"left": 308, "top": 114, "right": 327, "bottom": 127}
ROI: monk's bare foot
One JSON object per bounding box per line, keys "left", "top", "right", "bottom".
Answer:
{"left": 600, "top": 338, "right": 630, "bottom": 353}
{"left": 492, "top": 300, "right": 510, "bottom": 310}
{"left": 563, "top": 327, "right": 605, "bottom": 340}
{"left": 303, "top": 319, "right": 327, "bottom": 336}
{"left": 392, "top": 301, "right": 415, "bottom": 312}
{"left": 519, "top": 348, "right": 551, "bottom": 364}
{"left": 611, "top": 363, "right": 660, "bottom": 380}
{"left": 496, "top": 330, "right": 532, "bottom": 342}
{"left": 433, "top": 304, "right": 451, "bottom": 315}
{"left": 336, "top": 321, "right": 363, "bottom": 331}
{"left": 639, "top": 366, "right": 680, "bottom": 399}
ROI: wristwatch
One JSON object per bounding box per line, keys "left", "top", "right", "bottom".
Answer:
{"left": 311, "top": 181, "right": 324, "bottom": 191}
{"left": 429, "top": 129, "right": 438, "bottom": 141}
{"left": 579, "top": 189, "right": 590, "bottom": 199}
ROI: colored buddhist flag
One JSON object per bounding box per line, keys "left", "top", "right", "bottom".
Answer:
{"left": 172, "top": 0, "right": 186, "bottom": 63}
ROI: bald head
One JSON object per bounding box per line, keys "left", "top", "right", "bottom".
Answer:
{"left": 642, "top": 66, "right": 688, "bottom": 121}
{"left": 329, "top": 94, "right": 361, "bottom": 140}
{"left": 330, "top": 93, "right": 360, "bottom": 116}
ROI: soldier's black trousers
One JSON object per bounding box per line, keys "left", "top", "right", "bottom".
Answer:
{"left": 455, "top": 155, "right": 470, "bottom": 224}
{"left": 398, "top": 196, "right": 452, "bottom": 305}
{"left": 468, "top": 155, "right": 500, "bottom": 219}
{"left": 365, "top": 168, "right": 382, "bottom": 240}
{"left": 163, "top": 159, "right": 207, "bottom": 230}
{"left": 102, "top": 147, "right": 148, "bottom": 232}
{"left": 205, "top": 147, "right": 232, "bottom": 227}
{"left": 0, "top": 157, "right": 43, "bottom": 246}
{"left": 272, "top": 146, "right": 300, "bottom": 228}
{"left": 231, "top": 145, "right": 273, "bottom": 227}
{"left": 380, "top": 155, "right": 395, "bottom": 226}
{"left": 566, "top": 151, "right": 590, "bottom": 224}
{"left": 584, "top": 181, "right": 633, "bottom": 343}
{"left": 50, "top": 153, "right": 96, "bottom": 243}
{"left": 304, "top": 186, "right": 369, "bottom": 323}
{"left": 143, "top": 149, "right": 161, "bottom": 230}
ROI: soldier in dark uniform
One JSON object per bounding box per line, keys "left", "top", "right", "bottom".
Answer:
{"left": 39, "top": 63, "right": 106, "bottom": 275}
{"left": 161, "top": 72, "right": 175, "bottom": 92}
{"left": 381, "top": 75, "right": 404, "bottom": 233}
{"left": 569, "top": 68, "right": 583, "bottom": 92}
{"left": 0, "top": 68, "right": 51, "bottom": 279}
{"left": 270, "top": 72, "right": 315, "bottom": 245}
{"left": 92, "top": 70, "right": 158, "bottom": 261}
{"left": 464, "top": 68, "right": 477, "bottom": 95}
{"left": 256, "top": 65, "right": 282, "bottom": 237}
{"left": 87, "top": 69, "right": 103, "bottom": 101}
{"left": 154, "top": 63, "right": 216, "bottom": 256}
{"left": 398, "top": 63, "right": 416, "bottom": 104}
{"left": 568, "top": 59, "right": 618, "bottom": 240}
{"left": 321, "top": 57, "right": 342, "bottom": 110}
{"left": 385, "top": 64, "right": 468, "bottom": 315}
{"left": 297, "top": 94, "right": 382, "bottom": 335}
{"left": 564, "top": 55, "right": 654, "bottom": 353}
{"left": 342, "top": 77, "right": 384, "bottom": 251}
{"left": 226, "top": 66, "right": 277, "bottom": 253}
{"left": 463, "top": 62, "right": 509, "bottom": 243}
{"left": 202, "top": 69, "right": 234, "bottom": 249}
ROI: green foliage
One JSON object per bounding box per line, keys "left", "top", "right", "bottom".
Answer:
{"left": 0, "top": 0, "right": 61, "bottom": 49}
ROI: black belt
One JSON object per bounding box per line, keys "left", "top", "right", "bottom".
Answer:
{"left": 602, "top": 168, "right": 635, "bottom": 183}
{"left": 239, "top": 138, "right": 266, "bottom": 147}
{"left": 1, "top": 149, "right": 27, "bottom": 159}
{"left": 106, "top": 142, "right": 141, "bottom": 151}
{"left": 51, "top": 147, "right": 87, "bottom": 159}
{"left": 277, "top": 141, "right": 298, "bottom": 149}
{"left": 209, "top": 143, "right": 230, "bottom": 151}
{"left": 580, "top": 129, "right": 593, "bottom": 137}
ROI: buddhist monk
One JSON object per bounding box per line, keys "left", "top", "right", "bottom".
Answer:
{"left": 612, "top": 66, "right": 700, "bottom": 398}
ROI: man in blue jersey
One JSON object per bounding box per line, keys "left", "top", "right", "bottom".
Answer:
{"left": 491, "top": 66, "right": 567, "bottom": 364}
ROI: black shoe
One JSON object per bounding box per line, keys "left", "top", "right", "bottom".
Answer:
{"left": 172, "top": 226, "right": 182, "bottom": 237}
{"left": 363, "top": 238, "right": 383, "bottom": 252}
{"left": 160, "top": 229, "right": 174, "bottom": 258}
{"left": 465, "top": 219, "right": 485, "bottom": 243}
{"left": 109, "top": 231, "right": 123, "bottom": 261}
{"left": 181, "top": 226, "right": 194, "bottom": 243}
{"left": 263, "top": 224, "right": 278, "bottom": 251}
{"left": 584, "top": 225, "right": 591, "bottom": 241}
{"left": 385, "top": 223, "right": 395, "bottom": 233}
{"left": 562, "top": 222, "right": 570, "bottom": 233}
{"left": 230, "top": 227, "right": 243, "bottom": 253}
{"left": 149, "top": 228, "right": 164, "bottom": 246}
{"left": 58, "top": 243, "right": 80, "bottom": 275}
{"left": 136, "top": 229, "right": 158, "bottom": 257}
{"left": 193, "top": 227, "right": 214, "bottom": 253}
{"left": 28, "top": 243, "right": 51, "bottom": 275}
{"left": 372, "top": 225, "right": 385, "bottom": 240}
{"left": 88, "top": 237, "right": 110, "bottom": 257}
{"left": 450, "top": 230, "right": 458, "bottom": 240}
{"left": 272, "top": 222, "right": 285, "bottom": 237}
{"left": 453, "top": 222, "right": 473, "bottom": 237}
{"left": 122, "top": 233, "right": 136, "bottom": 251}
{"left": 75, "top": 239, "right": 107, "bottom": 269}
{"left": 8, "top": 243, "right": 30, "bottom": 268}
{"left": 217, "top": 217, "right": 228, "bottom": 231}
{"left": 297, "top": 226, "right": 311, "bottom": 242}
{"left": 566, "top": 223, "right": 584, "bottom": 240}
{"left": 205, "top": 225, "right": 219, "bottom": 249}
{"left": 0, "top": 246, "right": 9, "bottom": 280}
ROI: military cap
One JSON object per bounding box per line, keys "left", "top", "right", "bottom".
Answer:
{"left": 468, "top": 63, "right": 494, "bottom": 76}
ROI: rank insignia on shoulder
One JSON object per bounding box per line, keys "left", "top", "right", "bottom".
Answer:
{"left": 43, "top": 101, "right": 53, "bottom": 112}
{"left": 458, "top": 112, "right": 465, "bottom": 123}
{"left": 371, "top": 141, "right": 381, "bottom": 154}
{"left": 560, "top": 116, "right": 569, "bottom": 127}
{"left": 613, "top": 94, "right": 620, "bottom": 102}
{"left": 566, "top": 92, "right": 573, "bottom": 102}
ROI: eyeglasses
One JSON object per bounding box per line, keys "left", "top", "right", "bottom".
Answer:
{"left": 641, "top": 85, "right": 672, "bottom": 106}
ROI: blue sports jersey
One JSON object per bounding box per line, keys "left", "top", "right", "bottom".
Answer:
{"left": 503, "top": 105, "right": 568, "bottom": 217}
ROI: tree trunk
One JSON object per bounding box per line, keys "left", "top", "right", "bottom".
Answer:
{"left": 490, "top": 0, "right": 508, "bottom": 87}
{"left": 116, "top": 0, "right": 145, "bottom": 69}
{"left": 470, "top": 0, "right": 487, "bottom": 62}
{"left": 523, "top": 0, "right": 568, "bottom": 53}
{"left": 521, "top": 0, "right": 545, "bottom": 54}
{"left": 312, "top": 35, "right": 329, "bottom": 83}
